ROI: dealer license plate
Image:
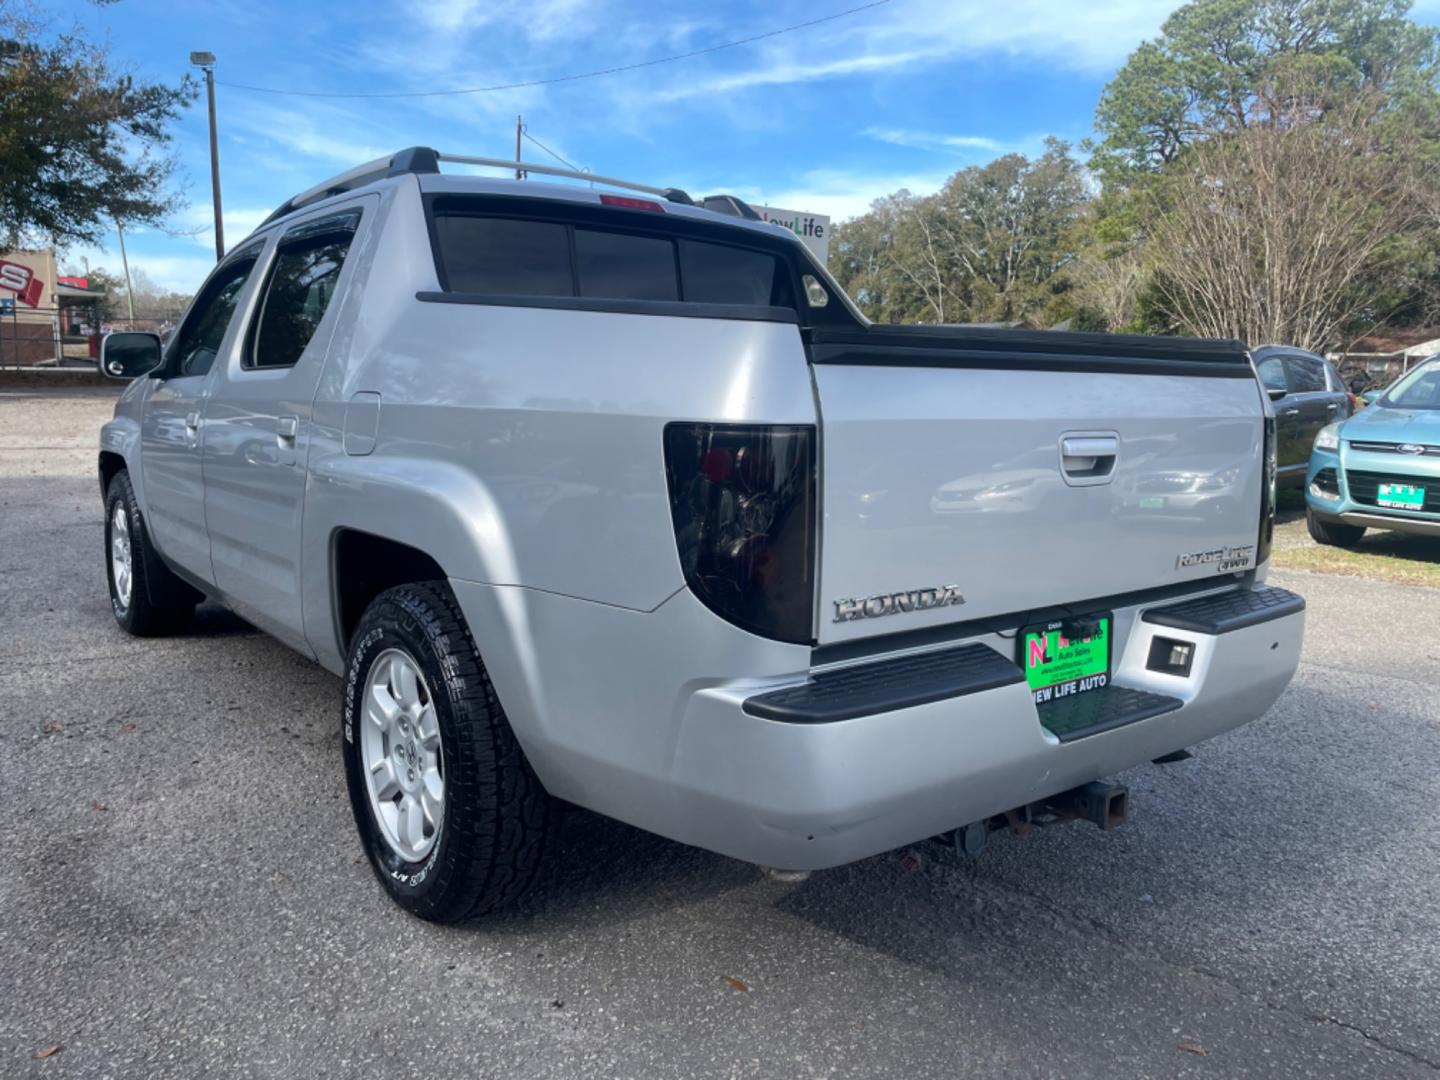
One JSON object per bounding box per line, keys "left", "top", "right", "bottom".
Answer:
{"left": 1020, "top": 614, "right": 1112, "bottom": 706}
{"left": 1377, "top": 483, "right": 1425, "bottom": 510}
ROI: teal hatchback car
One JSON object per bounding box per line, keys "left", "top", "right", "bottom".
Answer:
{"left": 1306, "top": 356, "right": 1440, "bottom": 545}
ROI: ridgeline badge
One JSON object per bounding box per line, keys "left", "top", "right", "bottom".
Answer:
{"left": 833, "top": 585, "right": 965, "bottom": 622}
{"left": 1176, "top": 544, "right": 1256, "bottom": 573}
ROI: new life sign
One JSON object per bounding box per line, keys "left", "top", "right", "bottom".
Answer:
{"left": 753, "top": 206, "right": 831, "bottom": 265}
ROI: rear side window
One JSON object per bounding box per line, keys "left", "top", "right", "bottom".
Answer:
{"left": 435, "top": 216, "right": 572, "bottom": 296}
{"left": 680, "top": 240, "right": 782, "bottom": 306}
{"left": 1284, "top": 355, "right": 1327, "bottom": 393}
{"left": 250, "top": 216, "right": 358, "bottom": 369}
{"left": 575, "top": 228, "right": 677, "bottom": 301}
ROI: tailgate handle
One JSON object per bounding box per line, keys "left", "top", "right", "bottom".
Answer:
{"left": 1060, "top": 434, "right": 1119, "bottom": 484}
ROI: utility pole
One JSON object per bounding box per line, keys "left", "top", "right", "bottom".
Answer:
{"left": 515, "top": 115, "right": 525, "bottom": 180}
{"left": 115, "top": 221, "right": 136, "bottom": 325}
{"left": 190, "top": 51, "right": 224, "bottom": 260}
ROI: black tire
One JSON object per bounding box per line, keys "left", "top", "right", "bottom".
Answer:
{"left": 342, "top": 581, "right": 553, "bottom": 922}
{"left": 1306, "top": 508, "right": 1366, "bottom": 548}
{"left": 104, "top": 470, "right": 199, "bottom": 635}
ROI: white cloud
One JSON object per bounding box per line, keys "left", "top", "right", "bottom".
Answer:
{"left": 652, "top": 47, "right": 945, "bottom": 101}
{"left": 731, "top": 166, "right": 954, "bottom": 224}
{"left": 864, "top": 128, "right": 1007, "bottom": 153}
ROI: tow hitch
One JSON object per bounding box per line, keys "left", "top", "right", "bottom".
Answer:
{"left": 949, "top": 780, "right": 1129, "bottom": 859}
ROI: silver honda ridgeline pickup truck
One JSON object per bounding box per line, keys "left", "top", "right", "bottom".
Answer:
{"left": 98, "top": 147, "right": 1304, "bottom": 922}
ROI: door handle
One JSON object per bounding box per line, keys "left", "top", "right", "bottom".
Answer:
{"left": 1060, "top": 433, "right": 1119, "bottom": 485}
{"left": 1281, "top": 408, "right": 1300, "bottom": 416}
{"left": 277, "top": 415, "right": 299, "bottom": 443}
{"left": 185, "top": 411, "right": 200, "bottom": 430}
{"left": 1326, "top": 403, "right": 1339, "bottom": 412}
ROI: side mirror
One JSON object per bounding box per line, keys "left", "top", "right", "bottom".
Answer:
{"left": 1360, "top": 390, "right": 1381, "bottom": 406}
{"left": 1266, "top": 387, "right": 1287, "bottom": 402}
{"left": 100, "top": 332, "right": 163, "bottom": 380}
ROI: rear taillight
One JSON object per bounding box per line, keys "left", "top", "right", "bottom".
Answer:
{"left": 663, "top": 423, "right": 816, "bottom": 644}
{"left": 1258, "top": 415, "right": 1276, "bottom": 565}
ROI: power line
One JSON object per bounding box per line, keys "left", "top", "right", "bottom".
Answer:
{"left": 522, "top": 129, "right": 584, "bottom": 173}
{"left": 215, "top": 0, "right": 892, "bottom": 100}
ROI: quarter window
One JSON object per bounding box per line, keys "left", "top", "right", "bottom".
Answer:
{"left": 250, "top": 221, "right": 357, "bottom": 369}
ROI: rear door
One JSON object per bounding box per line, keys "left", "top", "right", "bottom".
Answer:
{"left": 808, "top": 329, "right": 1266, "bottom": 645}
{"left": 1284, "top": 353, "right": 1338, "bottom": 460}
{"left": 201, "top": 200, "right": 369, "bottom": 651}
{"left": 139, "top": 248, "right": 262, "bottom": 583}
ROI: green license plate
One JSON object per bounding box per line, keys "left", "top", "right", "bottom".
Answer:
{"left": 1020, "top": 614, "right": 1112, "bottom": 705}
{"left": 1378, "top": 483, "right": 1425, "bottom": 509}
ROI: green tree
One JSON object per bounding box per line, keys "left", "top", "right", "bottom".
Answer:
{"left": 828, "top": 140, "right": 1089, "bottom": 325}
{"left": 0, "top": 3, "right": 195, "bottom": 247}
{"left": 1092, "top": 0, "right": 1440, "bottom": 184}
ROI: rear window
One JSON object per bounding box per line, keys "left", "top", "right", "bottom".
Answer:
{"left": 430, "top": 206, "right": 790, "bottom": 310}
{"left": 575, "top": 228, "right": 678, "bottom": 301}
{"left": 680, "top": 240, "right": 782, "bottom": 306}
{"left": 434, "top": 216, "right": 572, "bottom": 296}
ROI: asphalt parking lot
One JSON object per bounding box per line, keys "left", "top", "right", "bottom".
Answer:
{"left": 3, "top": 387, "right": 1438, "bottom": 1080}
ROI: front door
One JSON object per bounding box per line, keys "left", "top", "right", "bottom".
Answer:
{"left": 139, "top": 250, "right": 263, "bottom": 584}
{"left": 1254, "top": 353, "right": 1302, "bottom": 479}
{"left": 201, "top": 201, "right": 369, "bottom": 652}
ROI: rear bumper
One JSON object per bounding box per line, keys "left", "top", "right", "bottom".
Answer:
{"left": 452, "top": 578, "right": 1304, "bottom": 872}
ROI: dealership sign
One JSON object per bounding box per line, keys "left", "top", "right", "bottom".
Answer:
{"left": 753, "top": 205, "right": 831, "bottom": 264}
{"left": 0, "top": 260, "right": 44, "bottom": 308}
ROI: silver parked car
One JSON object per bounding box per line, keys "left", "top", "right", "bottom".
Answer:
{"left": 98, "top": 148, "right": 1305, "bottom": 921}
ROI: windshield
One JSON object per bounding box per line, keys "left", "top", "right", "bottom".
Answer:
{"left": 1379, "top": 358, "right": 1440, "bottom": 409}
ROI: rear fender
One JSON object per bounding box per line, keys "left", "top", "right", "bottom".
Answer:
{"left": 302, "top": 453, "right": 521, "bottom": 673}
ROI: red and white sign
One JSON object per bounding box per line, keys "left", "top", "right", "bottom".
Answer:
{"left": 0, "top": 260, "right": 45, "bottom": 307}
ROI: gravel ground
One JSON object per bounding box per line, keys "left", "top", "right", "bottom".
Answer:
{"left": 2, "top": 387, "right": 1437, "bottom": 1080}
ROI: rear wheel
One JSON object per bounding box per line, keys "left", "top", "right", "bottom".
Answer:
{"left": 105, "top": 470, "right": 198, "bottom": 635}
{"left": 342, "top": 581, "right": 553, "bottom": 922}
{"left": 1306, "top": 508, "right": 1366, "bottom": 548}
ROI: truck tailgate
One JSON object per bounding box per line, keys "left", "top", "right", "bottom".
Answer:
{"left": 809, "top": 327, "right": 1265, "bottom": 646}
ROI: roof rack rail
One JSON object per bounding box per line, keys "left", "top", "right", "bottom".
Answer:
{"left": 259, "top": 146, "right": 698, "bottom": 227}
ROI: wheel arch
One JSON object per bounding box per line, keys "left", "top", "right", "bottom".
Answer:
{"left": 330, "top": 529, "right": 450, "bottom": 656}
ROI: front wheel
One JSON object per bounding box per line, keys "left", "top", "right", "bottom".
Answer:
{"left": 342, "top": 582, "right": 553, "bottom": 922}
{"left": 1306, "top": 508, "right": 1366, "bottom": 548}
{"left": 105, "top": 471, "right": 198, "bottom": 635}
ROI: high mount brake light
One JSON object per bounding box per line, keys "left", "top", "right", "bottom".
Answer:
{"left": 663, "top": 423, "right": 817, "bottom": 644}
{"left": 599, "top": 194, "right": 665, "bottom": 213}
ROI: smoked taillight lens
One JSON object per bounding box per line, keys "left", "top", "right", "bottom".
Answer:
{"left": 663, "top": 423, "right": 816, "bottom": 644}
{"left": 1258, "top": 415, "right": 1276, "bottom": 565}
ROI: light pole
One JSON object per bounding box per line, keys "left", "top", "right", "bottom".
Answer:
{"left": 190, "top": 51, "right": 224, "bottom": 261}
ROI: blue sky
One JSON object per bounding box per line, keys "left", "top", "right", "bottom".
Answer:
{"left": 51, "top": 0, "right": 1440, "bottom": 294}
